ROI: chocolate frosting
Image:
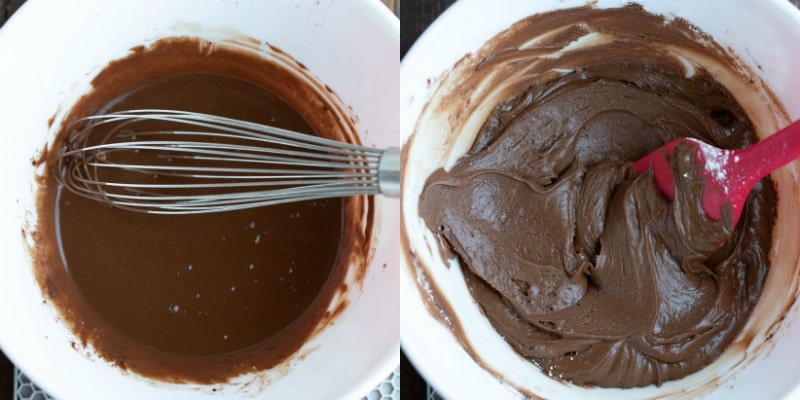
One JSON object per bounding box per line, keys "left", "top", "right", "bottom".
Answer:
{"left": 418, "top": 5, "right": 775, "bottom": 388}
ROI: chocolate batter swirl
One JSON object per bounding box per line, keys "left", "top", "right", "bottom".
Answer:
{"left": 419, "top": 6, "right": 775, "bottom": 388}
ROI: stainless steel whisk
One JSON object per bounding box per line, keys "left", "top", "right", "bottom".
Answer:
{"left": 55, "top": 110, "right": 400, "bottom": 214}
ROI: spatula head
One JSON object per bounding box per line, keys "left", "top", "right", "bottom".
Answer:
{"left": 630, "top": 138, "right": 740, "bottom": 226}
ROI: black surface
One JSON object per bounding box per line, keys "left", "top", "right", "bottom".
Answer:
{"left": 3, "top": 0, "right": 24, "bottom": 26}
{"left": 400, "top": 351, "right": 428, "bottom": 400}
{"left": 400, "top": 0, "right": 456, "bottom": 58}
{"left": 400, "top": 0, "right": 456, "bottom": 399}
{"left": 0, "top": 351, "right": 12, "bottom": 400}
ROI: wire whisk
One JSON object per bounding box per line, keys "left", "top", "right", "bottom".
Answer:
{"left": 55, "top": 109, "right": 400, "bottom": 214}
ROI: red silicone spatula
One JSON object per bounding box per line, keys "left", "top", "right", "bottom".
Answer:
{"left": 630, "top": 120, "right": 800, "bottom": 227}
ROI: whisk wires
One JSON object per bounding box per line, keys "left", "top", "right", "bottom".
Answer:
{"left": 55, "top": 110, "right": 385, "bottom": 214}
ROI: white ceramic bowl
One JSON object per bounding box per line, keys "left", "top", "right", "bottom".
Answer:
{"left": 401, "top": 0, "right": 800, "bottom": 399}
{"left": 0, "top": 1, "right": 399, "bottom": 399}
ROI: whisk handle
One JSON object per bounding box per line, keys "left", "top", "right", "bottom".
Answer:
{"left": 378, "top": 148, "right": 401, "bottom": 197}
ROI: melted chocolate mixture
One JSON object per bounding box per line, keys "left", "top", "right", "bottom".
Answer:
{"left": 58, "top": 72, "right": 342, "bottom": 356}
{"left": 35, "top": 38, "right": 368, "bottom": 384}
{"left": 418, "top": 6, "right": 775, "bottom": 388}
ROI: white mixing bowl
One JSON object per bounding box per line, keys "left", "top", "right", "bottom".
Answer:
{"left": 0, "top": 1, "right": 399, "bottom": 399}
{"left": 402, "top": 0, "right": 800, "bottom": 399}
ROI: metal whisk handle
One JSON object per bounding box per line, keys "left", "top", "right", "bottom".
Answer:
{"left": 378, "top": 148, "right": 401, "bottom": 197}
